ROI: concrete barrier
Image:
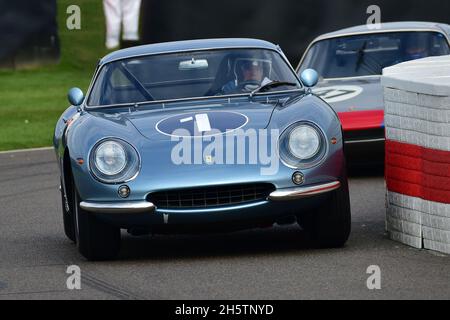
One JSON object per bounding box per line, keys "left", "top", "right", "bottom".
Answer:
{"left": 382, "top": 55, "right": 450, "bottom": 255}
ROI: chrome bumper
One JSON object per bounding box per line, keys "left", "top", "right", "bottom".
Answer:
{"left": 344, "top": 137, "right": 385, "bottom": 144}
{"left": 80, "top": 181, "right": 341, "bottom": 214}
{"left": 80, "top": 201, "right": 155, "bottom": 214}
{"left": 268, "top": 181, "right": 341, "bottom": 201}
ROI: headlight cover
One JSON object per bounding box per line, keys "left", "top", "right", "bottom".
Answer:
{"left": 280, "top": 122, "right": 327, "bottom": 169}
{"left": 288, "top": 125, "right": 320, "bottom": 159}
{"left": 90, "top": 138, "right": 140, "bottom": 184}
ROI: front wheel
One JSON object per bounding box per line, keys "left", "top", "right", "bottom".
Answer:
{"left": 72, "top": 180, "right": 121, "bottom": 261}
{"left": 298, "top": 183, "right": 351, "bottom": 248}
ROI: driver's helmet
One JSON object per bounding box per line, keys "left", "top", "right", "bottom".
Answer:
{"left": 402, "top": 33, "right": 430, "bottom": 61}
{"left": 233, "top": 57, "right": 272, "bottom": 88}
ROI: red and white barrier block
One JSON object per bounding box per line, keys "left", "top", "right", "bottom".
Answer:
{"left": 382, "top": 55, "right": 450, "bottom": 254}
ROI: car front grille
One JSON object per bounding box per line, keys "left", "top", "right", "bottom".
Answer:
{"left": 148, "top": 183, "right": 275, "bottom": 209}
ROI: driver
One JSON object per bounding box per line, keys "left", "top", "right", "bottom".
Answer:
{"left": 221, "top": 58, "right": 271, "bottom": 94}
{"left": 402, "top": 33, "right": 429, "bottom": 61}
{"left": 404, "top": 44, "right": 428, "bottom": 61}
{"left": 241, "top": 60, "right": 264, "bottom": 82}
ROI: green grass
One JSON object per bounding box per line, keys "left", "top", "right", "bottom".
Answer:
{"left": 0, "top": 0, "right": 109, "bottom": 151}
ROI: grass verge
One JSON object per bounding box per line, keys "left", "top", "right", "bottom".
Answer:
{"left": 0, "top": 0, "right": 108, "bottom": 151}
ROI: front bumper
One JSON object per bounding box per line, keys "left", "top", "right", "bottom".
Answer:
{"left": 79, "top": 180, "right": 340, "bottom": 215}
{"left": 80, "top": 201, "right": 155, "bottom": 214}
{"left": 268, "top": 181, "right": 340, "bottom": 200}
{"left": 344, "top": 137, "right": 385, "bottom": 145}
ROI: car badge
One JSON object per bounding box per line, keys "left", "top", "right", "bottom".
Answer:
{"left": 204, "top": 155, "right": 214, "bottom": 164}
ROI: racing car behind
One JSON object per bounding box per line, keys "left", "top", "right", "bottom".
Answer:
{"left": 296, "top": 21, "right": 450, "bottom": 164}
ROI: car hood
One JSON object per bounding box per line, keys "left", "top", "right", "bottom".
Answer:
{"left": 82, "top": 99, "right": 286, "bottom": 192}
{"left": 113, "top": 100, "right": 278, "bottom": 141}
{"left": 313, "top": 76, "right": 384, "bottom": 131}
{"left": 73, "top": 93, "right": 344, "bottom": 197}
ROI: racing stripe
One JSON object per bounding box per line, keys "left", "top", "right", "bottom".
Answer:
{"left": 338, "top": 110, "right": 384, "bottom": 131}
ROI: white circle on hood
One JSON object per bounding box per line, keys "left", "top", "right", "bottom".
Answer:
{"left": 313, "top": 85, "right": 363, "bottom": 103}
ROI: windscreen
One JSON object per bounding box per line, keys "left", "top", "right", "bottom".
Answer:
{"left": 88, "top": 48, "right": 300, "bottom": 106}
{"left": 299, "top": 31, "right": 450, "bottom": 78}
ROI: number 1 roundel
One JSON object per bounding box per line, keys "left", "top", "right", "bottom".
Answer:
{"left": 156, "top": 111, "right": 248, "bottom": 137}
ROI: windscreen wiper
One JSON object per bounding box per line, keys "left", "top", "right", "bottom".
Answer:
{"left": 354, "top": 41, "right": 381, "bottom": 74}
{"left": 355, "top": 41, "right": 367, "bottom": 72}
{"left": 118, "top": 62, "right": 154, "bottom": 102}
{"left": 250, "top": 80, "right": 298, "bottom": 98}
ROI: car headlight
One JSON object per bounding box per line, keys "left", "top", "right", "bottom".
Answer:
{"left": 288, "top": 125, "right": 321, "bottom": 159}
{"left": 90, "top": 138, "right": 140, "bottom": 184}
{"left": 280, "top": 122, "right": 327, "bottom": 169}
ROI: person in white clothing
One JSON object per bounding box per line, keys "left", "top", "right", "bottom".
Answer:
{"left": 103, "top": 0, "right": 141, "bottom": 49}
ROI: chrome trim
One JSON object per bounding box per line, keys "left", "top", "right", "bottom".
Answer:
{"left": 268, "top": 181, "right": 341, "bottom": 201}
{"left": 80, "top": 201, "right": 155, "bottom": 214}
{"left": 345, "top": 137, "right": 385, "bottom": 144}
{"left": 296, "top": 29, "right": 450, "bottom": 73}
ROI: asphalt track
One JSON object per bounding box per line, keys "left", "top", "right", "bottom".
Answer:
{"left": 0, "top": 148, "right": 448, "bottom": 300}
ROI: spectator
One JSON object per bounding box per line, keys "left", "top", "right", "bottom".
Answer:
{"left": 103, "top": 0, "right": 141, "bottom": 49}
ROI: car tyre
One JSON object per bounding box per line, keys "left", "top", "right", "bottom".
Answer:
{"left": 72, "top": 180, "right": 121, "bottom": 261}
{"left": 299, "top": 181, "right": 351, "bottom": 248}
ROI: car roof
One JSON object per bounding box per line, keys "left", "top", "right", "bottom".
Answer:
{"left": 99, "top": 38, "right": 279, "bottom": 65}
{"left": 313, "top": 21, "right": 450, "bottom": 42}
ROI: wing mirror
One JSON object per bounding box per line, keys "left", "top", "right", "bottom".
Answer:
{"left": 300, "top": 69, "right": 319, "bottom": 91}
{"left": 68, "top": 87, "right": 84, "bottom": 106}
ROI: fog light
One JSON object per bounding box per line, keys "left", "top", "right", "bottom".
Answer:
{"left": 118, "top": 185, "right": 130, "bottom": 198}
{"left": 292, "top": 172, "right": 304, "bottom": 185}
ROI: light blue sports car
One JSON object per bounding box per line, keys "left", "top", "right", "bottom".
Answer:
{"left": 54, "top": 39, "right": 350, "bottom": 260}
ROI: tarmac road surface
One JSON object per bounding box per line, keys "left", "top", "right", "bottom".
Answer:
{"left": 0, "top": 148, "right": 448, "bottom": 300}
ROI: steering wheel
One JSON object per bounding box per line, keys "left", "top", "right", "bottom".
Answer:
{"left": 236, "top": 80, "right": 261, "bottom": 93}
